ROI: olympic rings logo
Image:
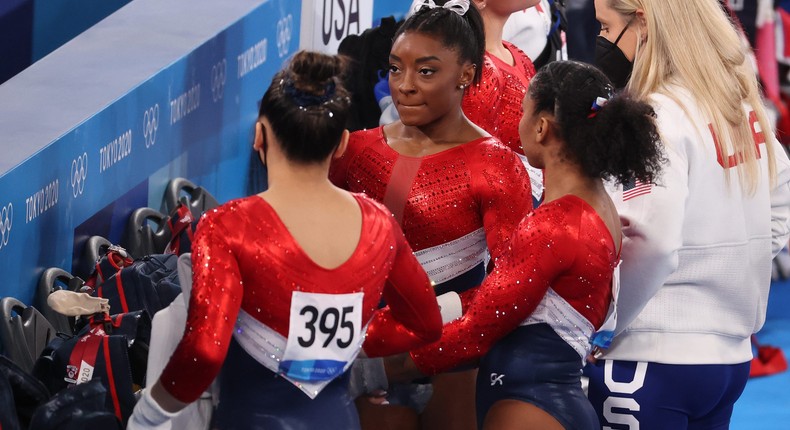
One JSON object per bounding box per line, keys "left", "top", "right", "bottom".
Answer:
{"left": 276, "top": 14, "right": 293, "bottom": 58}
{"left": 143, "top": 104, "right": 159, "bottom": 148}
{"left": 0, "top": 203, "right": 12, "bottom": 250}
{"left": 211, "top": 59, "right": 227, "bottom": 102}
{"left": 71, "top": 152, "right": 88, "bottom": 198}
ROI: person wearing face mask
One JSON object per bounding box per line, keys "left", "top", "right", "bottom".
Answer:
{"left": 585, "top": 1, "right": 790, "bottom": 429}
{"left": 593, "top": 12, "right": 634, "bottom": 90}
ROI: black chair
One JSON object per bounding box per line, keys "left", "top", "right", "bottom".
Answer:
{"left": 0, "top": 298, "right": 57, "bottom": 373}
{"left": 123, "top": 207, "right": 171, "bottom": 257}
{"left": 164, "top": 177, "right": 219, "bottom": 218}
{"left": 75, "top": 236, "right": 114, "bottom": 280}
{"left": 36, "top": 268, "right": 85, "bottom": 335}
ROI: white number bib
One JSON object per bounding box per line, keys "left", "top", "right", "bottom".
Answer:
{"left": 280, "top": 291, "right": 364, "bottom": 382}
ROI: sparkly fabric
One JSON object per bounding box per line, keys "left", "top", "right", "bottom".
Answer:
{"left": 411, "top": 195, "right": 618, "bottom": 375}
{"left": 159, "top": 194, "right": 442, "bottom": 403}
{"left": 463, "top": 42, "right": 536, "bottom": 154}
{"left": 329, "top": 126, "right": 533, "bottom": 271}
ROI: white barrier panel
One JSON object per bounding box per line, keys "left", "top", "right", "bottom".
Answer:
{"left": 300, "top": 0, "right": 412, "bottom": 53}
{"left": 300, "top": 0, "right": 373, "bottom": 53}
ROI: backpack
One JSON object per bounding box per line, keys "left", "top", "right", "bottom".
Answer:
{"left": 33, "top": 311, "right": 151, "bottom": 426}
{"left": 86, "top": 246, "right": 181, "bottom": 318}
{"left": 28, "top": 379, "right": 122, "bottom": 430}
{"left": 0, "top": 354, "right": 50, "bottom": 429}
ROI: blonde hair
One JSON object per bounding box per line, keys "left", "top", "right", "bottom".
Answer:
{"left": 610, "top": 0, "right": 776, "bottom": 193}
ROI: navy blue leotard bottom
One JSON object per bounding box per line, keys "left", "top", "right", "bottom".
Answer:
{"left": 476, "top": 323, "right": 599, "bottom": 430}
{"left": 213, "top": 338, "right": 360, "bottom": 430}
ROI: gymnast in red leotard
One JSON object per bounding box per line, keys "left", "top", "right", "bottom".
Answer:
{"left": 462, "top": 0, "right": 543, "bottom": 203}
{"left": 127, "top": 51, "right": 442, "bottom": 430}
{"left": 383, "top": 61, "right": 664, "bottom": 430}
{"left": 330, "top": 3, "right": 532, "bottom": 430}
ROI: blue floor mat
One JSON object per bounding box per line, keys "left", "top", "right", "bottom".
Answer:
{"left": 731, "top": 279, "right": 790, "bottom": 430}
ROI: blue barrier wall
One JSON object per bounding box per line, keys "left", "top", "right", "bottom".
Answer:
{"left": 0, "top": 0, "right": 299, "bottom": 305}
{"left": 0, "top": 0, "right": 411, "bottom": 306}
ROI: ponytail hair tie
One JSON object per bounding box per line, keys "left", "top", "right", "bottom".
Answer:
{"left": 588, "top": 96, "right": 609, "bottom": 118}
{"left": 413, "top": 0, "right": 470, "bottom": 16}
{"left": 283, "top": 79, "right": 337, "bottom": 108}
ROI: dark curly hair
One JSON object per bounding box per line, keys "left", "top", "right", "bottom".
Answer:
{"left": 528, "top": 61, "right": 664, "bottom": 185}
{"left": 394, "top": 1, "right": 485, "bottom": 85}
{"left": 258, "top": 50, "right": 351, "bottom": 163}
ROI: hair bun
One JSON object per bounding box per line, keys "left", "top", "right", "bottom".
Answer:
{"left": 288, "top": 51, "right": 345, "bottom": 96}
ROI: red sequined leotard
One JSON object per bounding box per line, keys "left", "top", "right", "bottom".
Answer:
{"left": 463, "top": 41, "right": 536, "bottom": 155}
{"left": 330, "top": 126, "right": 532, "bottom": 295}
{"left": 410, "top": 195, "right": 618, "bottom": 374}
{"left": 159, "top": 194, "right": 442, "bottom": 403}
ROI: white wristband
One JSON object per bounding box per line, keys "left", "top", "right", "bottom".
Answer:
{"left": 436, "top": 291, "right": 463, "bottom": 324}
{"left": 127, "top": 388, "right": 178, "bottom": 430}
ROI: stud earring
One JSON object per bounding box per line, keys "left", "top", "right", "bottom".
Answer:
{"left": 458, "top": 84, "right": 466, "bottom": 90}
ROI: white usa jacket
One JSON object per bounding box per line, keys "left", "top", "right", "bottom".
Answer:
{"left": 603, "top": 84, "right": 790, "bottom": 365}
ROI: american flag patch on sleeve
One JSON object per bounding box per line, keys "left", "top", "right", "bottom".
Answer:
{"left": 623, "top": 179, "right": 652, "bottom": 201}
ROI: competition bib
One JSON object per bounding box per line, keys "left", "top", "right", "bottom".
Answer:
{"left": 280, "top": 291, "right": 364, "bottom": 382}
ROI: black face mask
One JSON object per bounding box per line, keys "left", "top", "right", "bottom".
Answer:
{"left": 594, "top": 24, "right": 633, "bottom": 90}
